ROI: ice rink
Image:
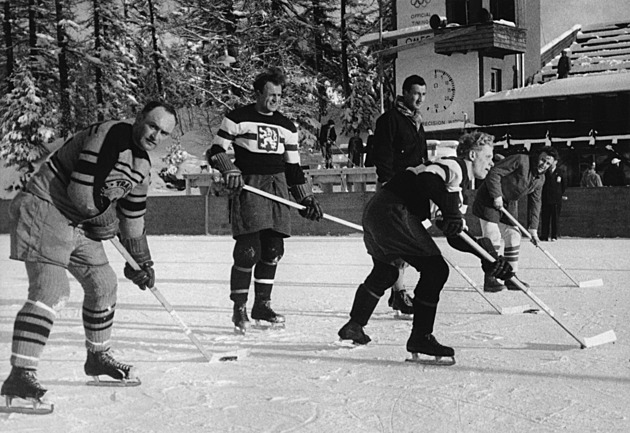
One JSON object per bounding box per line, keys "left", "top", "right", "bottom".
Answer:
{"left": 1, "top": 234, "right": 629, "bottom": 432}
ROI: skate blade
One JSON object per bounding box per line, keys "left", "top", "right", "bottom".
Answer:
{"left": 394, "top": 311, "right": 413, "bottom": 320}
{"left": 405, "top": 353, "right": 456, "bottom": 366}
{"left": 233, "top": 326, "right": 247, "bottom": 335}
{"left": 251, "top": 320, "right": 286, "bottom": 330}
{"left": 210, "top": 349, "right": 250, "bottom": 363}
{"left": 0, "top": 396, "right": 54, "bottom": 415}
{"left": 334, "top": 339, "right": 367, "bottom": 348}
{"left": 86, "top": 377, "right": 141, "bottom": 387}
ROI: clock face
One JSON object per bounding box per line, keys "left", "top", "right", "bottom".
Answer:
{"left": 426, "top": 69, "right": 456, "bottom": 113}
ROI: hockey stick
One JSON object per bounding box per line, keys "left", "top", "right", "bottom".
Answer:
{"left": 457, "top": 231, "right": 616, "bottom": 348}
{"left": 110, "top": 238, "right": 247, "bottom": 363}
{"left": 442, "top": 256, "right": 530, "bottom": 315}
{"left": 245, "top": 184, "right": 527, "bottom": 314}
{"left": 242, "top": 185, "right": 363, "bottom": 231}
{"left": 499, "top": 207, "right": 603, "bottom": 288}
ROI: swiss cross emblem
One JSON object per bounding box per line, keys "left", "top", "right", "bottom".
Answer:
{"left": 257, "top": 125, "right": 281, "bottom": 152}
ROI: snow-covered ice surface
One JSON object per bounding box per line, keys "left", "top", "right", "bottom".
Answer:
{"left": 1, "top": 234, "right": 629, "bottom": 433}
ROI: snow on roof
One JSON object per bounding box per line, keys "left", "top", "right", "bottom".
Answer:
{"left": 475, "top": 71, "right": 630, "bottom": 103}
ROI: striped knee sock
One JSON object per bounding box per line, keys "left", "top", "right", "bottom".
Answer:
{"left": 11, "top": 300, "right": 56, "bottom": 369}
{"left": 83, "top": 303, "right": 115, "bottom": 352}
{"left": 504, "top": 245, "right": 520, "bottom": 273}
{"left": 230, "top": 265, "right": 252, "bottom": 305}
{"left": 254, "top": 260, "right": 276, "bottom": 302}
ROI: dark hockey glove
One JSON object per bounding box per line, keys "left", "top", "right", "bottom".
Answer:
{"left": 299, "top": 195, "right": 323, "bottom": 221}
{"left": 120, "top": 233, "right": 155, "bottom": 290}
{"left": 477, "top": 237, "right": 514, "bottom": 280}
{"left": 436, "top": 214, "right": 464, "bottom": 238}
{"left": 208, "top": 151, "right": 243, "bottom": 194}
{"left": 124, "top": 261, "right": 155, "bottom": 290}
{"left": 81, "top": 204, "right": 119, "bottom": 241}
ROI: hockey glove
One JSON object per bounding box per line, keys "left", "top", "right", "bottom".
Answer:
{"left": 120, "top": 233, "right": 155, "bottom": 290}
{"left": 82, "top": 204, "right": 119, "bottom": 241}
{"left": 436, "top": 214, "right": 465, "bottom": 238}
{"left": 208, "top": 151, "right": 243, "bottom": 194}
{"left": 476, "top": 237, "right": 514, "bottom": 280}
{"left": 299, "top": 195, "right": 323, "bottom": 221}
{"left": 124, "top": 261, "right": 155, "bottom": 290}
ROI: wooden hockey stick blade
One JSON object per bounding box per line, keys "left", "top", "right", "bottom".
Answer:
{"left": 500, "top": 305, "right": 532, "bottom": 315}
{"left": 578, "top": 279, "right": 604, "bottom": 288}
{"left": 209, "top": 349, "right": 250, "bottom": 363}
{"left": 242, "top": 185, "right": 364, "bottom": 232}
{"left": 582, "top": 330, "right": 617, "bottom": 348}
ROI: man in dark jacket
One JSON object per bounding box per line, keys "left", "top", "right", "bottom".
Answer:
{"left": 371, "top": 75, "right": 429, "bottom": 317}
{"left": 540, "top": 160, "right": 567, "bottom": 241}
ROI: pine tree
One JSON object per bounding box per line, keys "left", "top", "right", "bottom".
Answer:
{"left": 0, "top": 62, "right": 56, "bottom": 191}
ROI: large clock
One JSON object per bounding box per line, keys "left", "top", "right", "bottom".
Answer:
{"left": 426, "top": 69, "right": 456, "bottom": 113}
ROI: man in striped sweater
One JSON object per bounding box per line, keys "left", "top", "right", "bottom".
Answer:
{"left": 206, "top": 68, "right": 323, "bottom": 335}
{"left": 1, "top": 101, "right": 177, "bottom": 409}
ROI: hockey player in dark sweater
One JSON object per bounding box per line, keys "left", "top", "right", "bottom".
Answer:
{"left": 337, "top": 132, "right": 513, "bottom": 364}
{"left": 207, "top": 68, "right": 323, "bottom": 335}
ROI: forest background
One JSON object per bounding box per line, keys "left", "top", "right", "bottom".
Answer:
{"left": 0, "top": 0, "right": 391, "bottom": 194}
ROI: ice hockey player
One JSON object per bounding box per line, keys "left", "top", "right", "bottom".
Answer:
{"left": 206, "top": 67, "right": 323, "bottom": 335}
{"left": 0, "top": 101, "right": 177, "bottom": 414}
{"left": 472, "top": 146, "right": 558, "bottom": 292}
{"left": 337, "top": 132, "right": 514, "bottom": 364}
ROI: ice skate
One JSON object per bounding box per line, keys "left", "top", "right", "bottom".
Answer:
{"left": 405, "top": 333, "right": 455, "bottom": 366}
{"left": 505, "top": 276, "right": 530, "bottom": 291}
{"left": 251, "top": 300, "right": 285, "bottom": 329}
{"left": 337, "top": 320, "right": 371, "bottom": 345}
{"left": 232, "top": 304, "right": 250, "bottom": 335}
{"left": 84, "top": 349, "right": 140, "bottom": 386}
{"left": 483, "top": 274, "right": 506, "bottom": 292}
{"left": 389, "top": 290, "right": 414, "bottom": 320}
{"left": 0, "top": 367, "right": 54, "bottom": 415}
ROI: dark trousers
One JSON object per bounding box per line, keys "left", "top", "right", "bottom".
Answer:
{"left": 540, "top": 203, "right": 561, "bottom": 240}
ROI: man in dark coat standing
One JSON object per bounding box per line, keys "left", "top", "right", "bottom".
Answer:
{"left": 540, "top": 160, "right": 567, "bottom": 241}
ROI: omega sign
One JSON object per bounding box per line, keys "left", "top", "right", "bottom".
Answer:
{"left": 410, "top": 0, "right": 431, "bottom": 7}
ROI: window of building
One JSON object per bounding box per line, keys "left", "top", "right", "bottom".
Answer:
{"left": 490, "top": 68, "right": 502, "bottom": 92}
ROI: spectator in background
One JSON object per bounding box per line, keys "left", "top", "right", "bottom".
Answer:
{"left": 580, "top": 162, "right": 603, "bottom": 187}
{"left": 371, "top": 74, "right": 429, "bottom": 317}
{"left": 347, "top": 134, "right": 364, "bottom": 167}
{"left": 364, "top": 128, "right": 375, "bottom": 167}
{"left": 540, "top": 160, "right": 567, "bottom": 242}
{"left": 557, "top": 49, "right": 571, "bottom": 79}
{"left": 603, "top": 158, "right": 626, "bottom": 186}
{"left": 319, "top": 119, "right": 336, "bottom": 169}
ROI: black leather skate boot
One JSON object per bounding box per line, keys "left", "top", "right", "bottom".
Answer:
{"left": 338, "top": 320, "right": 371, "bottom": 345}
{"left": 232, "top": 303, "right": 250, "bottom": 334}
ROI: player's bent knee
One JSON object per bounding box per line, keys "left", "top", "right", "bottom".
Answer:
{"left": 25, "top": 261, "right": 71, "bottom": 310}
{"left": 364, "top": 260, "right": 399, "bottom": 292}
{"left": 70, "top": 263, "right": 118, "bottom": 306}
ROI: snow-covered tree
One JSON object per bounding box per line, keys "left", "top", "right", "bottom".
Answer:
{"left": 0, "top": 62, "right": 57, "bottom": 191}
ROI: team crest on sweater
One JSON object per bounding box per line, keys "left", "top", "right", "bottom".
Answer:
{"left": 258, "top": 125, "right": 282, "bottom": 152}
{"left": 101, "top": 178, "right": 133, "bottom": 201}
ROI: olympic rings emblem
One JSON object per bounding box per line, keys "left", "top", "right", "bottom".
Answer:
{"left": 410, "top": 0, "right": 431, "bottom": 8}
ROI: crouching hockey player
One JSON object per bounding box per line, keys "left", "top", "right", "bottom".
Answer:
{"left": 207, "top": 68, "right": 323, "bottom": 335}
{"left": 0, "top": 101, "right": 177, "bottom": 414}
{"left": 337, "top": 132, "right": 514, "bottom": 365}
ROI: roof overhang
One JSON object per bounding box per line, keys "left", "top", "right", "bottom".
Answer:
{"left": 475, "top": 71, "right": 630, "bottom": 103}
